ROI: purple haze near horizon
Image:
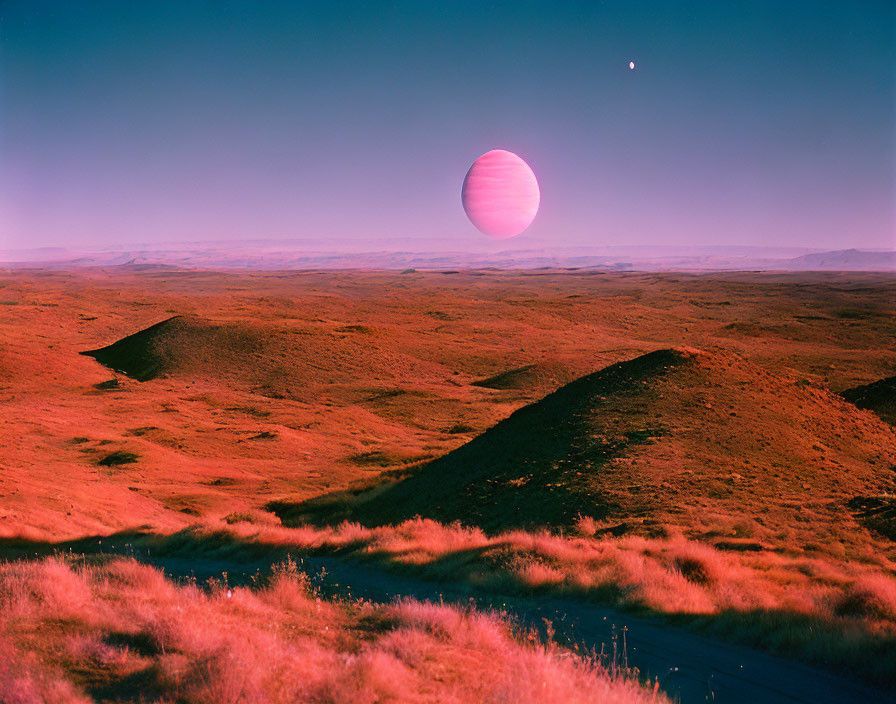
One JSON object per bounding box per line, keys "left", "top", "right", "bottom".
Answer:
{"left": 1, "top": 1, "right": 894, "bottom": 253}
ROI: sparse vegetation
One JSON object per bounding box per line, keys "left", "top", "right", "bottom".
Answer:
{"left": 363, "top": 388, "right": 407, "bottom": 402}
{"left": 223, "top": 510, "right": 280, "bottom": 526}
{"left": 444, "top": 422, "right": 475, "bottom": 434}
{"left": 97, "top": 451, "right": 140, "bottom": 467}
{"left": 247, "top": 431, "right": 278, "bottom": 440}
{"left": 127, "top": 426, "right": 158, "bottom": 436}
{"left": 472, "top": 364, "right": 537, "bottom": 389}
{"left": 348, "top": 451, "right": 398, "bottom": 467}
{"left": 835, "top": 308, "right": 876, "bottom": 319}
{"left": 345, "top": 450, "right": 432, "bottom": 468}
{"left": 224, "top": 406, "right": 272, "bottom": 418}
{"left": 424, "top": 310, "right": 455, "bottom": 320}
{"left": 224, "top": 512, "right": 259, "bottom": 524}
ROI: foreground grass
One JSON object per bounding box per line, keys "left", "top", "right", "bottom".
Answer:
{"left": 0, "top": 556, "right": 665, "bottom": 704}
{"left": 146, "top": 516, "right": 896, "bottom": 685}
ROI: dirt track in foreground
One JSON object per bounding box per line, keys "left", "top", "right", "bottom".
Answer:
{"left": 2, "top": 536, "right": 890, "bottom": 704}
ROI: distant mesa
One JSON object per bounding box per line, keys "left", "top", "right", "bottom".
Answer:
{"left": 5, "top": 244, "right": 894, "bottom": 272}
{"left": 784, "top": 249, "right": 896, "bottom": 271}
{"left": 280, "top": 348, "right": 896, "bottom": 542}
{"left": 841, "top": 376, "right": 896, "bottom": 426}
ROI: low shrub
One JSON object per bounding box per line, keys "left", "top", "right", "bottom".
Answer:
{"left": 97, "top": 451, "right": 139, "bottom": 467}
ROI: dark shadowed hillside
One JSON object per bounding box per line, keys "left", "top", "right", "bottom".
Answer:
{"left": 81, "top": 316, "right": 262, "bottom": 382}
{"left": 471, "top": 362, "right": 574, "bottom": 390}
{"left": 350, "top": 349, "right": 687, "bottom": 532}
{"left": 80, "top": 314, "right": 451, "bottom": 399}
{"left": 281, "top": 349, "right": 896, "bottom": 552}
{"left": 841, "top": 376, "right": 896, "bottom": 426}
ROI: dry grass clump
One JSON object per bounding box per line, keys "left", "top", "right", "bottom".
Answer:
{"left": 176, "top": 517, "right": 896, "bottom": 683}
{"left": 205, "top": 517, "right": 894, "bottom": 616}
{"left": 834, "top": 574, "right": 896, "bottom": 620}
{"left": 223, "top": 509, "right": 282, "bottom": 526}
{"left": 0, "top": 556, "right": 666, "bottom": 704}
{"left": 96, "top": 450, "right": 140, "bottom": 467}
{"left": 0, "top": 636, "right": 91, "bottom": 704}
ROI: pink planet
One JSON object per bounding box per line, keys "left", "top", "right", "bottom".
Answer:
{"left": 461, "top": 149, "right": 540, "bottom": 239}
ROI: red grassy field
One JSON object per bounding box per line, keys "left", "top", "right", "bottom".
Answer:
{"left": 1, "top": 267, "right": 894, "bottom": 698}
{"left": 1, "top": 555, "right": 667, "bottom": 704}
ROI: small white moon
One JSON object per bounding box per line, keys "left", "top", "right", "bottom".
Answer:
{"left": 629, "top": 61, "right": 635, "bottom": 70}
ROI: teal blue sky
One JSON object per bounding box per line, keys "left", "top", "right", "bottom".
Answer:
{"left": 1, "top": 1, "right": 894, "bottom": 250}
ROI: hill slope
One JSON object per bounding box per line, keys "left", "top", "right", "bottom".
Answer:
{"left": 81, "top": 316, "right": 260, "bottom": 382}
{"left": 80, "top": 315, "right": 450, "bottom": 397}
{"left": 841, "top": 376, "right": 896, "bottom": 426}
{"left": 295, "top": 349, "right": 896, "bottom": 550}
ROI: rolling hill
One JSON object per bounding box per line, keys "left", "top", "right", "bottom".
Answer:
{"left": 284, "top": 348, "right": 896, "bottom": 553}
{"left": 80, "top": 314, "right": 452, "bottom": 399}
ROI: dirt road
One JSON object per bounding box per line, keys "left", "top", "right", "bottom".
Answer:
{"left": 128, "top": 548, "right": 893, "bottom": 704}
{"left": 2, "top": 533, "right": 891, "bottom": 703}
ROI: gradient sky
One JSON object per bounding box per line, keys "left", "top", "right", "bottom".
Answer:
{"left": 1, "top": 1, "right": 894, "bottom": 251}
